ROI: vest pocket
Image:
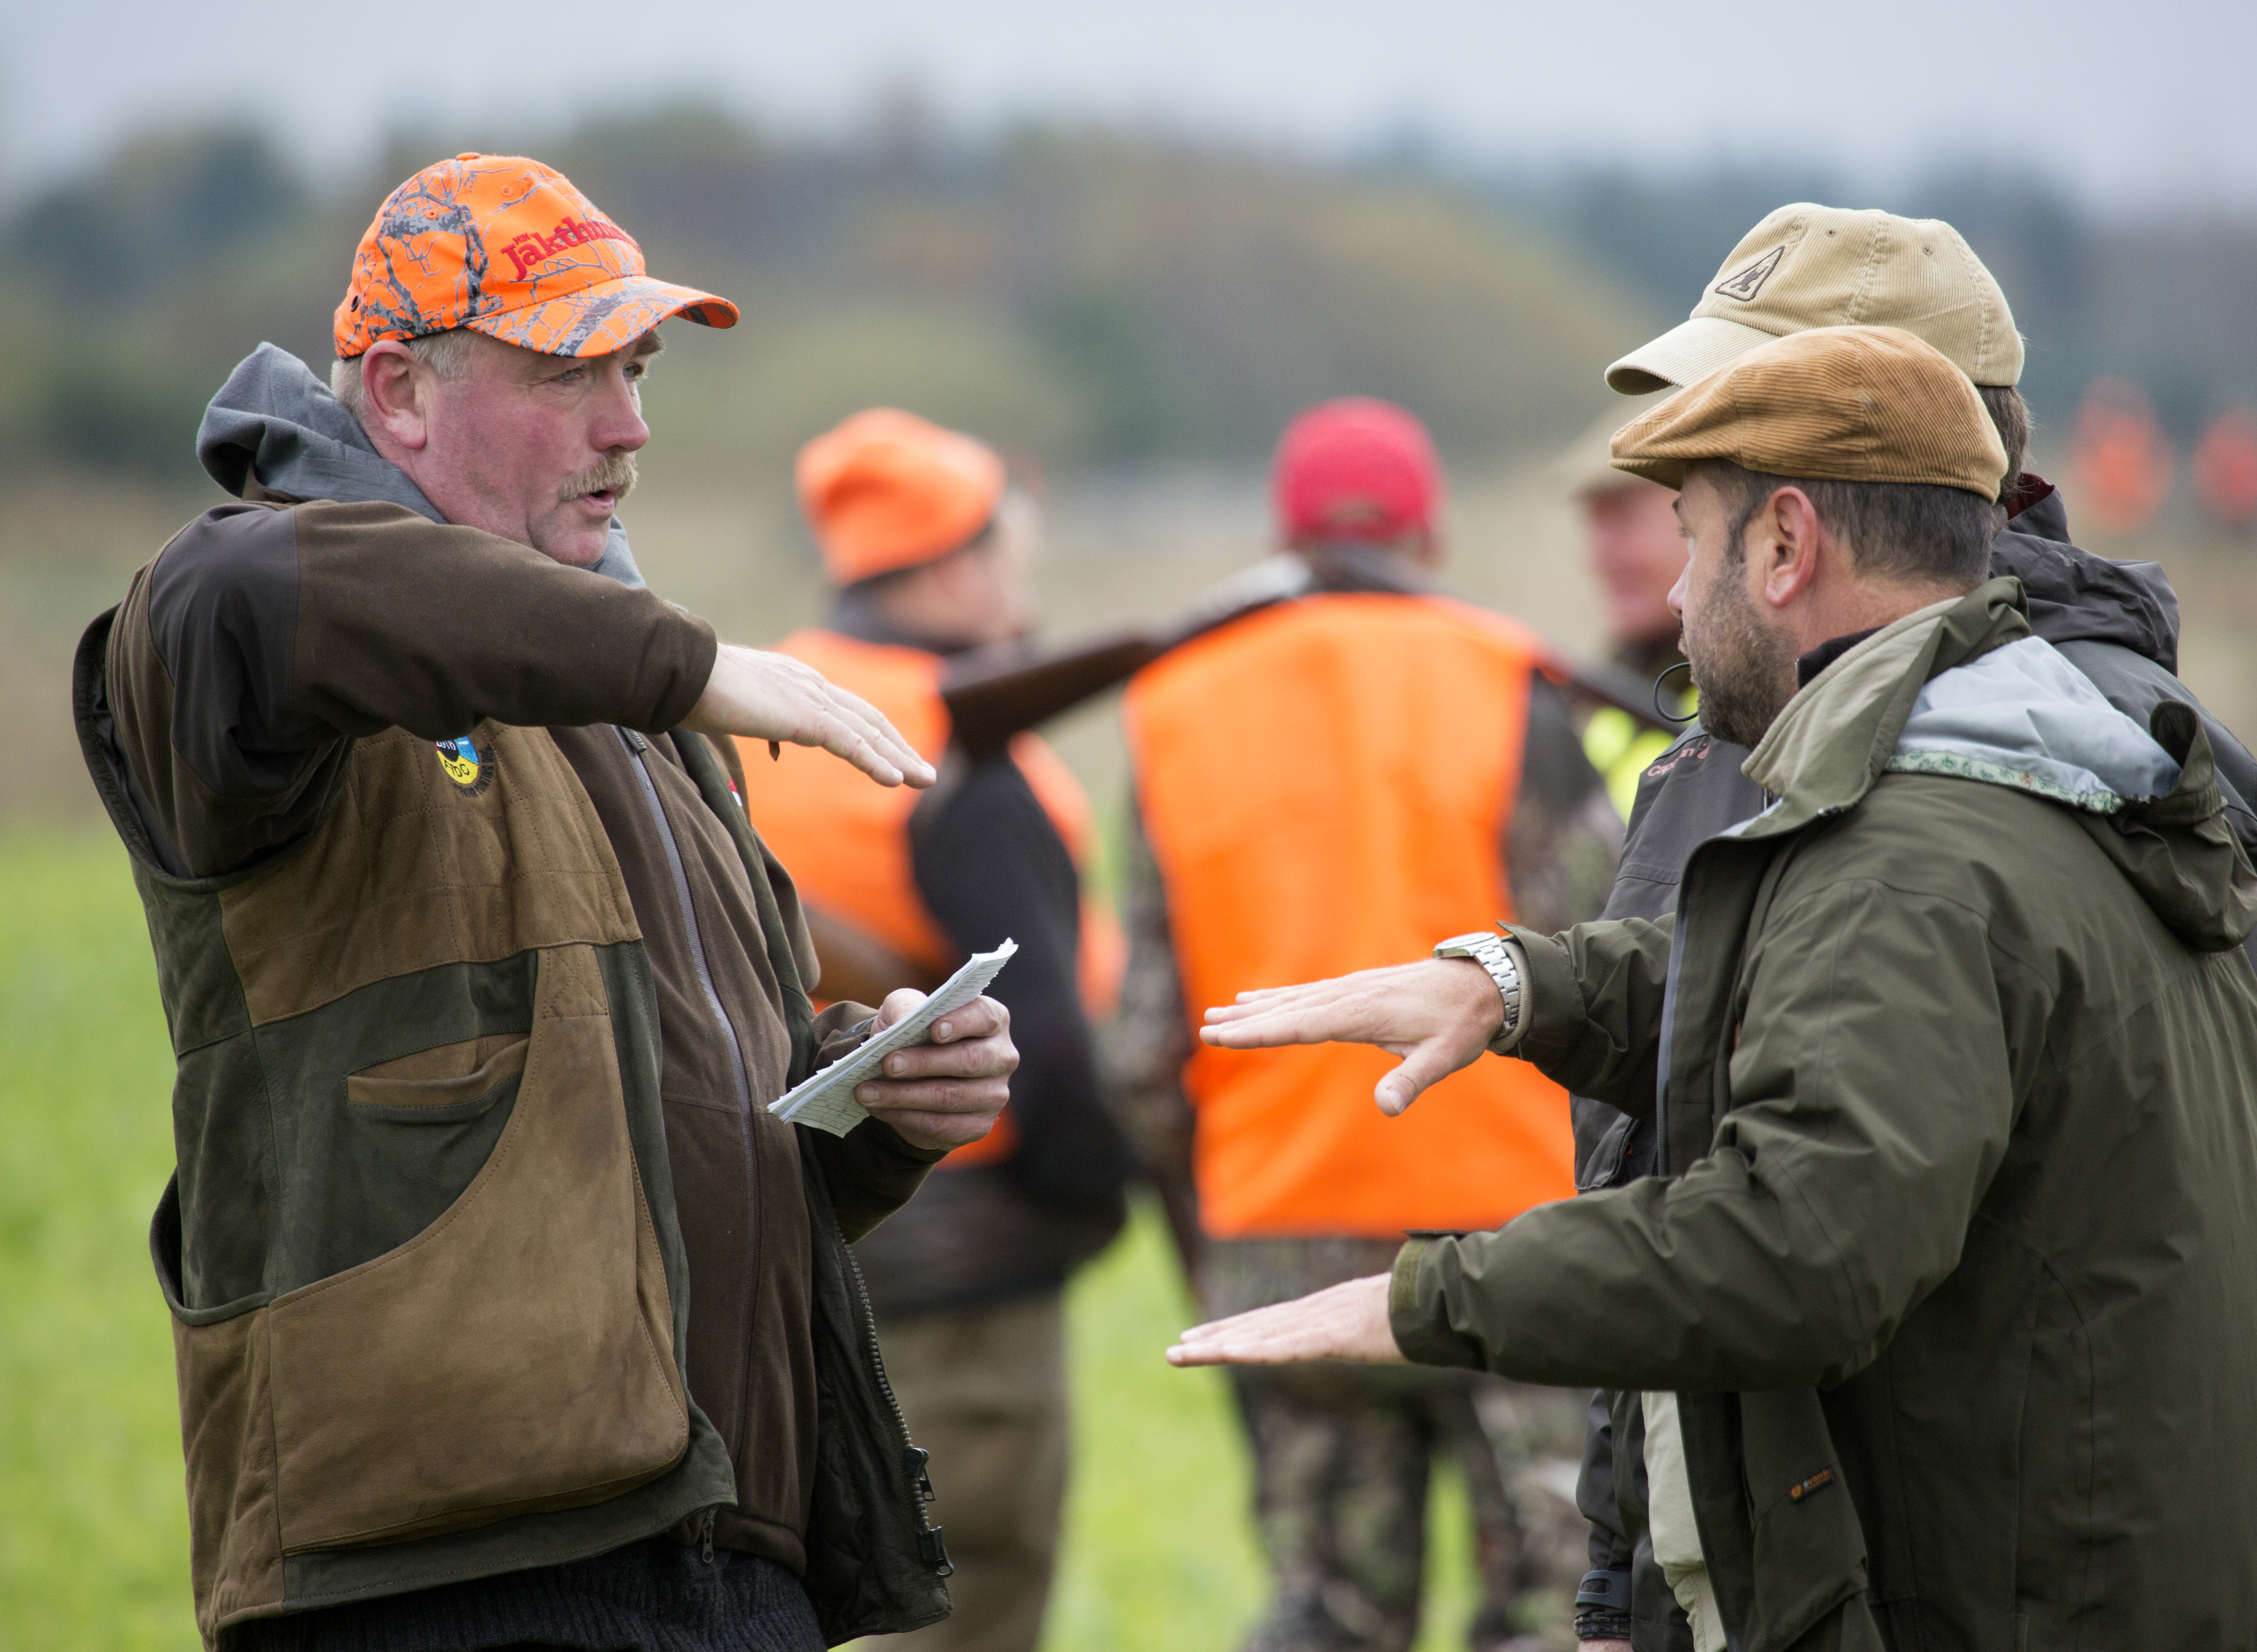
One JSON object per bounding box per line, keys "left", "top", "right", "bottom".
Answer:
{"left": 263, "top": 944, "right": 689, "bottom": 1552}
{"left": 345, "top": 1034, "right": 530, "bottom": 1117}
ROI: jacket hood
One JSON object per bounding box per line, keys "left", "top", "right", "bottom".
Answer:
{"left": 1744, "top": 578, "right": 2257, "bottom": 951}
{"left": 1887, "top": 635, "right": 2181, "bottom": 812}
{"left": 196, "top": 342, "right": 646, "bottom": 590}
{"left": 1993, "top": 484, "right": 2179, "bottom": 672}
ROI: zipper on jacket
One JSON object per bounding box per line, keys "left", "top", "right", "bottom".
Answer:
{"left": 839, "top": 1232, "right": 953, "bottom": 1575}
{"left": 616, "top": 727, "right": 765, "bottom": 1452}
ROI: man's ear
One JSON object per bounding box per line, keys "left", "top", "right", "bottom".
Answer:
{"left": 1756, "top": 486, "right": 1824, "bottom": 609}
{"left": 358, "top": 341, "right": 432, "bottom": 453}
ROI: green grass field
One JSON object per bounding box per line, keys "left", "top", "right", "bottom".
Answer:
{"left": 0, "top": 832, "right": 1494, "bottom": 1650}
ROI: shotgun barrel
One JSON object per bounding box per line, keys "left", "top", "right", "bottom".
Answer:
{"left": 939, "top": 547, "right": 1679, "bottom": 759}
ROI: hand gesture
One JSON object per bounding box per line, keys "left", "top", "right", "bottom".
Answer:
{"left": 1199, "top": 957, "right": 1505, "bottom": 1115}
{"left": 683, "top": 643, "right": 936, "bottom": 788}
{"left": 1166, "top": 1275, "right": 1401, "bottom": 1367}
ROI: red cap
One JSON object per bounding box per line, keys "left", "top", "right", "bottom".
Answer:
{"left": 1272, "top": 398, "right": 1444, "bottom": 543}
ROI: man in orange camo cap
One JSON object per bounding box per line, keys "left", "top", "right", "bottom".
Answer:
{"left": 79, "top": 153, "right": 1022, "bottom": 1652}
{"left": 739, "top": 409, "right": 1132, "bottom": 1652}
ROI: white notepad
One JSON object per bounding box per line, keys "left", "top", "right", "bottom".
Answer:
{"left": 768, "top": 940, "right": 1019, "bottom": 1138}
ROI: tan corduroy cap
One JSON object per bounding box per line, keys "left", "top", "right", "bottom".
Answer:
{"left": 1609, "top": 326, "right": 2008, "bottom": 497}
{"left": 1606, "top": 203, "right": 2023, "bottom": 395}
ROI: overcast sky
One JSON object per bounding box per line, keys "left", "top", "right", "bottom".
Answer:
{"left": 5, "top": 0, "right": 2252, "bottom": 207}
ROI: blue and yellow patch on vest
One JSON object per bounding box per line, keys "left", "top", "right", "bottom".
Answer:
{"left": 435, "top": 733, "right": 494, "bottom": 796}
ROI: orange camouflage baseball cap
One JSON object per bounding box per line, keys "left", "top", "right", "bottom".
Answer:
{"left": 333, "top": 153, "right": 738, "bottom": 361}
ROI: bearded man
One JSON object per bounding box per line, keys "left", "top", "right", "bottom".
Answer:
{"left": 1557, "top": 203, "right": 2257, "bottom": 1652}
{"left": 1171, "top": 326, "right": 2257, "bottom": 1652}
{"left": 75, "top": 154, "right": 1018, "bottom": 1652}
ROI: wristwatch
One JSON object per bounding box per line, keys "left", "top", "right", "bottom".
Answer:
{"left": 1433, "top": 929, "right": 1525, "bottom": 1049}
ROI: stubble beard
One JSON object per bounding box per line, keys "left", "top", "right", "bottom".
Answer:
{"left": 1684, "top": 555, "right": 1796, "bottom": 751}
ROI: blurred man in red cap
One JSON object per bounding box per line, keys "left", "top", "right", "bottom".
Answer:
{"left": 77, "top": 155, "right": 1018, "bottom": 1652}
{"left": 1110, "top": 398, "right": 1621, "bottom": 1652}
{"left": 739, "top": 408, "right": 1132, "bottom": 1652}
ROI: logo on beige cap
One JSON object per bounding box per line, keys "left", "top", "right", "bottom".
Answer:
{"left": 1714, "top": 245, "right": 1785, "bottom": 303}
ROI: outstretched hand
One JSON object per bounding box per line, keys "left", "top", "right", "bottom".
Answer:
{"left": 1166, "top": 1275, "right": 1400, "bottom": 1367}
{"left": 684, "top": 643, "right": 936, "bottom": 789}
{"left": 1199, "top": 958, "right": 1505, "bottom": 1115}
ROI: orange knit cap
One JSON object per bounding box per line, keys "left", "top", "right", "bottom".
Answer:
{"left": 797, "top": 409, "right": 1007, "bottom": 585}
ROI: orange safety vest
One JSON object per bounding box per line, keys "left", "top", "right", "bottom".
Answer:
{"left": 740, "top": 627, "right": 1125, "bottom": 1166}
{"left": 1123, "top": 592, "right": 1577, "bottom": 1238}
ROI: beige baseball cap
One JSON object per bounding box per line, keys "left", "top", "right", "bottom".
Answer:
{"left": 1605, "top": 204, "right": 2024, "bottom": 395}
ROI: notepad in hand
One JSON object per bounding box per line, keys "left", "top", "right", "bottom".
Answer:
{"left": 768, "top": 939, "right": 1019, "bottom": 1138}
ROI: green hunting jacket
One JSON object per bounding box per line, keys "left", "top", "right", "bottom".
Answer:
{"left": 1391, "top": 579, "right": 2257, "bottom": 1651}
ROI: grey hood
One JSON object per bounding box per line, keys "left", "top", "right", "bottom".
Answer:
{"left": 1887, "top": 630, "right": 2257, "bottom": 950}
{"left": 1992, "top": 483, "right": 2178, "bottom": 672}
{"left": 1887, "top": 634, "right": 2182, "bottom": 813}
{"left": 195, "top": 342, "right": 647, "bottom": 589}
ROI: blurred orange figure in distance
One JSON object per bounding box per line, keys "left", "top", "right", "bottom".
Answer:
{"left": 2193, "top": 407, "right": 2257, "bottom": 531}
{"left": 2070, "top": 378, "right": 2175, "bottom": 534}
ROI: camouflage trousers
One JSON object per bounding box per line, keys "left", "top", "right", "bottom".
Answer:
{"left": 1209, "top": 1238, "right": 1587, "bottom": 1652}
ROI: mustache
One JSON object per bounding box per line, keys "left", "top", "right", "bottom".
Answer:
{"left": 561, "top": 452, "right": 639, "bottom": 505}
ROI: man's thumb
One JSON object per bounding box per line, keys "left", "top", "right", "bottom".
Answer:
{"left": 1375, "top": 1040, "right": 1457, "bottom": 1116}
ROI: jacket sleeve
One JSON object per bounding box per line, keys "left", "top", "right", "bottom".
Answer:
{"left": 1575, "top": 1386, "right": 1634, "bottom": 1572}
{"left": 813, "top": 1120, "right": 948, "bottom": 1245}
{"left": 1504, "top": 913, "right": 1675, "bottom": 1116}
{"left": 798, "top": 982, "right": 950, "bottom": 1245}
{"left": 910, "top": 756, "right": 1133, "bottom": 1213}
{"left": 116, "top": 500, "right": 717, "bottom": 877}
{"left": 276, "top": 500, "right": 716, "bottom": 740}
{"left": 1397, "top": 877, "right": 2021, "bottom": 1392}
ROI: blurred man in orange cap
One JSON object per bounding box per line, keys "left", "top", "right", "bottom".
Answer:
{"left": 80, "top": 154, "right": 1017, "bottom": 1652}
{"left": 739, "top": 408, "right": 1132, "bottom": 1652}
{"left": 1110, "top": 397, "right": 1620, "bottom": 1652}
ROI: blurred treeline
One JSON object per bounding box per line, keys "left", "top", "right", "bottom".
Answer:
{"left": 0, "top": 107, "right": 1644, "bottom": 488}
{"left": 4, "top": 101, "right": 2255, "bottom": 488}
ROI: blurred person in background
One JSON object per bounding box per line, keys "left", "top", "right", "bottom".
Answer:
{"left": 1176, "top": 324, "right": 2257, "bottom": 1652}
{"left": 1109, "top": 398, "right": 1621, "bottom": 1652}
{"left": 738, "top": 409, "right": 1133, "bottom": 1652}
{"left": 73, "top": 156, "right": 1020, "bottom": 1652}
{"left": 1560, "top": 203, "right": 2257, "bottom": 1650}
{"left": 1554, "top": 412, "right": 1694, "bottom": 819}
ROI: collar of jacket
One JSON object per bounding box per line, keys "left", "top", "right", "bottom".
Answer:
{"left": 825, "top": 587, "right": 983, "bottom": 657}
{"left": 197, "top": 341, "right": 649, "bottom": 591}
{"left": 1734, "top": 576, "right": 2030, "bottom": 838}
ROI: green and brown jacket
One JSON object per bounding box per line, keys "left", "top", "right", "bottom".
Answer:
{"left": 1393, "top": 580, "right": 2257, "bottom": 1650}
{"left": 74, "top": 482, "right": 951, "bottom": 1647}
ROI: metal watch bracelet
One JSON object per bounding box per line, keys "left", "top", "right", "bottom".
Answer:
{"left": 1431, "top": 929, "right": 1527, "bottom": 1051}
